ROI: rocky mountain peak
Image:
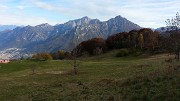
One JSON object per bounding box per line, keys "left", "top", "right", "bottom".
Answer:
{"left": 80, "top": 16, "right": 91, "bottom": 21}
{"left": 114, "top": 15, "right": 123, "bottom": 19}
{"left": 108, "top": 15, "right": 126, "bottom": 22}
{"left": 65, "top": 16, "right": 92, "bottom": 27}
{"left": 36, "top": 23, "right": 52, "bottom": 28}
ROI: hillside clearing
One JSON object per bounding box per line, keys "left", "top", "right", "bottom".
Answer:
{"left": 0, "top": 52, "right": 179, "bottom": 101}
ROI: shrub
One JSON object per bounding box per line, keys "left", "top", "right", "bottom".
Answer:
{"left": 116, "top": 49, "right": 129, "bottom": 57}
{"left": 32, "top": 53, "right": 52, "bottom": 61}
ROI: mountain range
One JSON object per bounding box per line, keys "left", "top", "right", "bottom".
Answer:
{"left": 0, "top": 25, "right": 18, "bottom": 31}
{"left": 0, "top": 15, "right": 141, "bottom": 58}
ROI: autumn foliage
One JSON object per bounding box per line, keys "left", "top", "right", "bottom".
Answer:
{"left": 106, "top": 28, "right": 159, "bottom": 50}
{"left": 71, "top": 28, "right": 160, "bottom": 57}
{"left": 51, "top": 50, "right": 71, "bottom": 60}
{"left": 36, "top": 28, "right": 160, "bottom": 60}
{"left": 76, "top": 38, "right": 106, "bottom": 55}
{"left": 32, "top": 53, "right": 52, "bottom": 60}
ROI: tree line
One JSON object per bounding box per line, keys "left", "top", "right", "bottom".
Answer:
{"left": 75, "top": 28, "right": 160, "bottom": 56}
{"left": 32, "top": 28, "right": 162, "bottom": 60}
{"left": 31, "top": 26, "right": 180, "bottom": 60}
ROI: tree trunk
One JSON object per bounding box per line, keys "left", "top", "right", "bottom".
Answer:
{"left": 177, "top": 47, "right": 179, "bottom": 61}
{"left": 73, "top": 59, "right": 78, "bottom": 75}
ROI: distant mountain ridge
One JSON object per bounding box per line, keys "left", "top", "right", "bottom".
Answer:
{"left": 0, "top": 25, "right": 18, "bottom": 31}
{"left": 0, "top": 15, "right": 141, "bottom": 55}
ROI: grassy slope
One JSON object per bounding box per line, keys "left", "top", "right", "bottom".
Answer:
{"left": 0, "top": 50, "right": 179, "bottom": 101}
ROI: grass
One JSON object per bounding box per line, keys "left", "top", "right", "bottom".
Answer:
{"left": 0, "top": 50, "right": 179, "bottom": 101}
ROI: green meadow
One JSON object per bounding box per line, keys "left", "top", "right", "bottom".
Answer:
{"left": 0, "top": 50, "right": 179, "bottom": 101}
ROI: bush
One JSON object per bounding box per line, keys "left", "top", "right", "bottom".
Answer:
{"left": 32, "top": 53, "right": 52, "bottom": 61}
{"left": 116, "top": 49, "right": 129, "bottom": 57}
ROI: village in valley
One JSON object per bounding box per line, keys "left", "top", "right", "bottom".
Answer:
{"left": 0, "top": 54, "right": 10, "bottom": 63}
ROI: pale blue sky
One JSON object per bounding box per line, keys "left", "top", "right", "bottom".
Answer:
{"left": 0, "top": 0, "right": 180, "bottom": 28}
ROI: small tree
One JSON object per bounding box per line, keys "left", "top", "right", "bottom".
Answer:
{"left": 70, "top": 34, "right": 81, "bottom": 75}
{"left": 165, "top": 12, "right": 180, "bottom": 61}
{"left": 165, "top": 12, "right": 180, "bottom": 31}
{"left": 71, "top": 48, "right": 79, "bottom": 75}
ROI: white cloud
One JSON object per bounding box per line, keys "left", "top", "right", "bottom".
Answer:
{"left": 16, "top": 5, "right": 25, "bottom": 10}
{"left": 109, "top": 0, "right": 180, "bottom": 28}
{"left": 0, "top": 5, "right": 8, "bottom": 9}
{"left": 0, "top": 0, "right": 15, "bottom": 3}
{"left": 28, "top": 0, "right": 121, "bottom": 21}
{"left": 0, "top": 0, "right": 180, "bottom": 28}
{"left": 0, "top": 15, "right": 59, "bottom": 26}
{"left": 0, "top": 10, "right": 60, "bottom": 26}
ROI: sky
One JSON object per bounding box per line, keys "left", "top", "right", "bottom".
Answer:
{"left": 0, "top": 0, "right": 180, "bottom": 28}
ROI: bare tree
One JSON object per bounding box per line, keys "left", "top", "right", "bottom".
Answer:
{"left": 165, "top": 12, "right": 180, "bottom": 61}
{"left": 70, "top": 34, "right": 81, "bottom": 75}
{"left": 165, "top": 12, "right": 180, "bottom": 31}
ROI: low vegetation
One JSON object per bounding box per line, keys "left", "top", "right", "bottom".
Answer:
{"left": 116, "top": 48, "right": 130, "bottom": 57}
{"left": 0, "top": 50, "right": 179, "bottom": 101}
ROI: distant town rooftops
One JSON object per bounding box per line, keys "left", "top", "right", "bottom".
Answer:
{"left": 0, "top": 54, "right": 10, "bottom": 63}
{"left": 0, "top": 59, "right": 10, "bottom": 63}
